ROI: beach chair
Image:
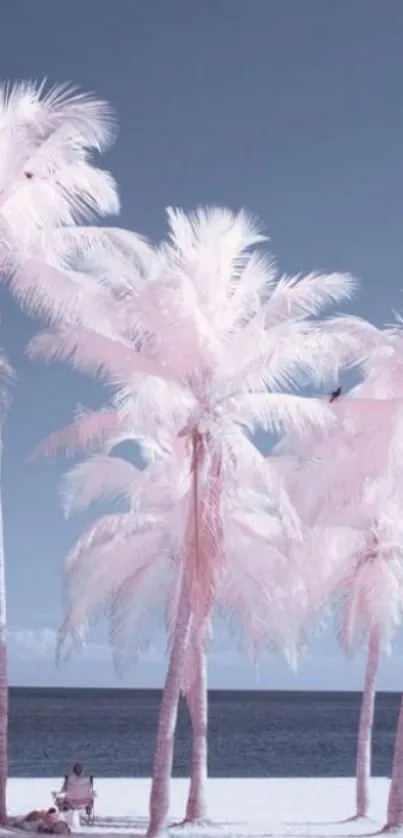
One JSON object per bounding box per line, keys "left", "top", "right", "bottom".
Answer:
{"left": 52, "top": 775, "right": 95, "bottom": 825}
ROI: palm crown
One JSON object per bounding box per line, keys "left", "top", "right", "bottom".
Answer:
{"left": 30, "top": 206, "right": 377, "bottom": 661}
{"left": 275, "top": 313, "right": 403, "bottom": 658}
{"left": 0, "top": 80, "right": 122, "bottom": 326}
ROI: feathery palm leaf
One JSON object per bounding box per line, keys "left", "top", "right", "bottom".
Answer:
{"left": 0, "top": 80, "right": 127, "bottom": 328}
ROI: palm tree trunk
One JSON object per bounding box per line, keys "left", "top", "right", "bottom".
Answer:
{"left": 386, "top": 692, "right": 403, "bottom": 829}
{"left": 147, "top": 577, "right": 191, "bottom": 838}
{"left": 185, "top": 638, "right": 208, "bottom": 823}
{"left": 355, "top": 627, "right": 380, "bottom": 818}
{"left": 0, "top": 437, "right": 7, "bottom": 825}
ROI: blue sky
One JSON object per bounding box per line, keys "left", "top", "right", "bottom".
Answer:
{"left": 1, "top": 0, "right": 403, "bottom": 689}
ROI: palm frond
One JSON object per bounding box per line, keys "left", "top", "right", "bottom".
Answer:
{"left": 58, "top": 528, "right": 168, "bottom": 663}
{"left": 264, "top": 272, "right": 356, "bottom": 324}
{"left": 31, "top": 405, "right": 120, "bottom": 461}
{"left": 0, "top": 81, "right": 117, "bottom": 222}
{"left": 109, "top": 553, "right": 171, "bottom": 672}
{"left": 60, "top": 454, "right": 142, "bottom": 515}
{"left": 0, "top": 351, "right": 14, "bottom": 412}
{"left": 27, "top": 327, "right": 180, "bottom": 385}
{"left": 167, "top": 205, "right": 266, "bottom": 261}
{"left": 9, "top": 256, "right": 109, "bottom": 326}
{"left": 2, "top": 162, "right": 118, "bottom": 233}
{"left": 65, "top": 512, "right": 134, "bottom": 572}
{"left": 65, "top": 511, "right": 161, "bottom": 573}
{"left": 229, "top": 392, "right": 335, "bottom": 436}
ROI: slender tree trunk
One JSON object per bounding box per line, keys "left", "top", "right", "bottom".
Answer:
{"left": 0, "top": 439, "right": 7, "bottom": 825}
{"left": 185, "top": 638, "right": 208, "bottom": 823}
{"left": 147, "top": 578, "right": 191, "bottom": 838}
{"left": 355, "top": 628, "right": 381, "bottom": 818}
{"left": 386, "top": 693, "right": 403, "bottom": 829}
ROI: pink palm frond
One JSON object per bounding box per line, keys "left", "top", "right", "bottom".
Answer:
{"left": 0, "top": 80, "right": 127, "bottom": 330}
{"left": 30, "top": 405, "right": 121, "bottom": 461}
{"left": 60, "top": 454, "right": 145, "bottom": 515}
{"left": 108, "top": 555, "right": 173, "bottom": 672}
{"left": 0, "top": 352, "right": 14, "bottom": 412}
{"left": 0, "top": 81, "right": 117, "bottom": 229}
{"left": 27, "top": 327, "right": 180, "bottom": 385}
{"left": 262, "top": 271, "right": 356, "bottom": 323}
{"left": 58, "top": 526, "right": 168, "bottom": 663}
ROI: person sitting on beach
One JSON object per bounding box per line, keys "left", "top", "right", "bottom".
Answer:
{"left": 54, "top": 762, "right": 95, "bottom": 818}
{"left": 13, "top": 807, "right": 70, "bottom": 834}
{"left": 37, "top": 809, "right": 70, "bottom": 835}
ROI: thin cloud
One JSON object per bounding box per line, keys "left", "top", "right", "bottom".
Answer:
{"left": 7, "top": 628, "right": 109, "bottom": 662}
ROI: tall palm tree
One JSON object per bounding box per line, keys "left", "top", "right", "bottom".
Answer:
{"left": 45, "top": 428, "right": 298, "bottom": 826}
{"left": 0, "top": 79, "right": 120, "bottom": 820}
{"left": 335, "top": 505, "right": 403, "bottom": 820}
{"left": 0, "top": 354, "right": 13, "bottom": 824}
{"left": 278, "top": 325, "right": 403, "bottom": 821}
{"left": 359, "top": 321, "right": 403, "bottom": 831}
{"left": 35, "top": 417, "right": 213, "bottom": 824}
{"left": 29, "top": 207, "right": 369, "bottom": 835}
{"left": 321, "top": 350, "right": 403, "bottom": 825}
{"left": 278, "top": 466, "right": 401, "bottom": 820}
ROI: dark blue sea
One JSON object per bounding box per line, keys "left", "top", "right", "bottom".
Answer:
{"left": 8, "top": 688, "right": 400, "bottom": 778}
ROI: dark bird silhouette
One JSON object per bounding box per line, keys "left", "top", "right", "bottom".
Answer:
{"left": 329, "top": 386, "right": 342, "bottom": 403}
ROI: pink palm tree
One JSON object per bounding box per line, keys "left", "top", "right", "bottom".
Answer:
{"left": 317, "top": 361, "right": 403, "bottom": 825}
{"left": 0, "top": 80, "right": 120, "bottom": 821}
{"left": 36, "top": 418, "right": 210, "bottom": 824}
{"left": 29, "top": 207, "right": 369, "bottom": 835}
{"left": 52, "top": 438, "right": 296, "bottom": 825}
{"left": 279, "top": 468, "right": 402, "bottom": 819}
{"left": 278, "top": 329, "right": 403, "bottom": 821}
{"left": 356, "top": 322, "right": 403, "bottom": 831}
{"left": 336, "top": 508, "right": 403, "bottom": 820}
{"left": 387, "top": 694, "right": 403, "bottom": 829}
{"left": 0, "top": 355, "right": 13, "bottom": 824}
{"left": 33, "top": 395, "right": 306, "bottom": 824}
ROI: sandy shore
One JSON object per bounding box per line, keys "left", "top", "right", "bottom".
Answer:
{"left": 2, "top": 777, "right": 392, "bottom": 837}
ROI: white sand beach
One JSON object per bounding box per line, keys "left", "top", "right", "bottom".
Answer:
{"left": 4, "top": 778, "right": 391, "bottom": 837}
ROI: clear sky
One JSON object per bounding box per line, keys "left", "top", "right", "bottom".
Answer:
{"left": 1, "top": 0, "right": 403, "bottom": 689}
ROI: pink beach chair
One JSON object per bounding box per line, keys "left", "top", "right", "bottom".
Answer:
{"left": 52, "top": 764, "right": 96, "bottom": 825}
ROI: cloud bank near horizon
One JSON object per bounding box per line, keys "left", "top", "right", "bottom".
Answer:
{"left": 6, "top": 625, "right": 402, "bottom": 691}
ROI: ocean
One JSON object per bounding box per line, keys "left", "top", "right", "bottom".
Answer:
{"left": 8, "top": 688, "right": 400, "bottom": 778}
